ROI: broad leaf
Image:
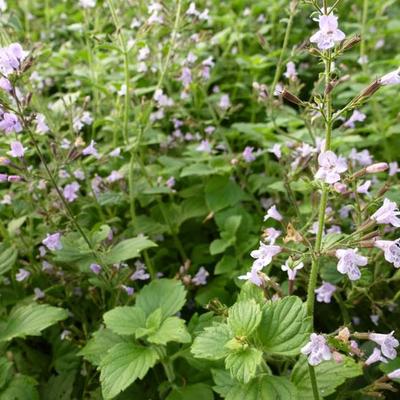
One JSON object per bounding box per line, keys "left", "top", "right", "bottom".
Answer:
{"left": 147, "top": 316, "right": 191, "bottom": 345}
{"left": 100, "top": 343, "right": 159, "bottom": 399}
{"left": 166, "top": 383, "right": 214, "bottom": 400}
{"left": 136, "top": 279, "right": 187, "bottom": 319}
{"left": 205, "top": 176, "right": 245, "bottom": 212}
{"left": 103, "top": 307, "right": 146, "bottom": 336}
{"left": 0, "top": 303, "right": 68, "bottom": 342}
{"left": 291, "top": 356, "right": 362, "bottom": 399}
{"left": 225, "top": 348, "right": 263, "bottom": 383}
{"left": 258, "top": 296, "right": 311, "bottom": 356}
{"left": 0, "top": 357, "right": 12, "bottom": 389}
{"left": 191, "top": 323, "right": 232, "bottom": 360}
{"left": 227, "top": 300, "right": 262, "bottom": 337}
{"left": 0, "top": 375, "right": 39, "bottom": 400}
{"left": 0, "top": 245, "right": 18, "bottom": 276}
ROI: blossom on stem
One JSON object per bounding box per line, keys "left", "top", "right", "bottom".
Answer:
{"left": 281, "top": 260, "right": 304, "bottom": 280}
{"left": 42, "top": 232, "right": 62, "bottom": 251}
{"left": 263, "top": 205, "right": 283, "bottom": 222}
{"left": 16, "top": 268, "right": 30, "bottom": 282}
{"left": 192, "top": 266, "right": 209, "bottom": 285}
{"left": 315, "top": 151, "right": 347, "bottom": 184}
{"left": 369, "top": 331, "right": 399, "bottom": 359}
{"left": 388, "top": 369, "right": 400, "bottom": 380}
{"left": 130, "top": 261, "right": 150, "bottom": 281}
{"left": 63, "top": 182, "right": 80, "bottom": 203}
{"left": 238, "top": 264, "right": 267, "bottom": 287}
{"left": 284, "top": 61, "right": 297, "bottom": 80}
{"left": 0, "top": 113, "right": 22, "bottom": 134}
{"left": 365, "top": 348, "right": 387, "bottom": 366}
{"left": 344, "top": 110, "right": 366, "bottom": 129}
{"left": 218, "top": 94, "right": 231, "bottom": 110}
{"left": 90, "top": 263, "right": 102, "bottom": 274}
{"left": 8, "top": 140, "right": 25, "bottom": 158}
{"left": 264, "top": 227, "right": 282, "bottom": 244}
{"left": 371, "top": 198, "right": 400, "bottom": 227}
{"left": 301, "top": 333, "right": 332, "bottom": 366}
{"left": 36, "top": 114, "right": 49, "bottom": 134}
{"left": 315, "top": 282, "right": 336, "bottom": 303}
{"left": 310, "top": 14, "right": 345, "bottom": 50}
{"left": 380, "top": 68, "right": 400, "bottom": 86}
{"left": 335, "top": 248, "right": 368, "bottom": 281}
{"left": 242, "top": 146, "right": 256, "bottom": 163}
{"left": 250, "top": 242, "right": 282, "bottom": 269}
{"left": 374, "top": 239, "right": 400, "bottom": 268}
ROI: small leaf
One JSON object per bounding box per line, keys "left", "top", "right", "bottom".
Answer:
{"left": 136, "top": 279, "right": 187, "bottom": 319}
{"left": 291, "top": 356, "right": 362, "bottom": 399}
{"left": 166, "top": 383, "right": 214, "bottom": 400}
{"left": 0, "top": 245, "right": 18, "bottom": 276}
{"left": 225, "top": 347, "right": 263, "bottom": 383}
{"left": 0, "top": 303, "right": 68, "bottom": 343}
{"left": 103, "top": 307, "right": 146, "bottom": 336}
{"left": 258, "top": 296, "right": 312, "bottom": 356}
{"left": 211, "top": 369, "right": 235, "bottom": 397}
{"left": 227, "top": 300, "right": 262, "bottom": 337}
{"left": 191, "top": 323, "right": 232, "bottom": 360}
{"left": 147, "top": 317, "right": 191, "bottom": 345}
{"left": 1, "top": 375, "right": 39, "bottom": 400}
{"left": 205, "top": 176, "right": 245, "bottom": 212}
{"left": 105, "top": 236, "right": 157, "bottom": 264}
{"left": 100, "top": 343, "right": 159, "bottom": 399}
{"left": 0, "top": 357, "right": 12, "bottom": 389}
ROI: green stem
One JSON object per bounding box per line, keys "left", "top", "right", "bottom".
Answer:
{"left": 360, "top": 0, "right": 369, "bottom": 70}
{"left": 308, "top": 365, "right": 321, "bottom": 400}
{"left": 162, "top": 359, "right": 175, "bottom": 383}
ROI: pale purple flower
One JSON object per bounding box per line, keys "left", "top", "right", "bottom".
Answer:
{"left": 357, "top": 180, "right": 371, "bottom": 194}
{"left": 315, "top": 281, "right": 336, "bottom": 303}
{"left": 370, "top": 314, "right": 380, "bottom": 326}
{"left": 238, "top": 264, "right": 266, "bottom": 287}
{"left": 366, "top": 163, "right": 388, "bottom": 173}
{"left": 130, "top": 260, "right": 150, "bottom": 281}
{"left": 250, "top": 242, "right": 282, "bottom": 269}
{"left": 0, "top": 43, "right": 28, "bottom": 75}
{"left": 34, "top": 288, "right": 45, "bottom": 300}
{"left": 90, "top": 263, "right": 102, "bottom": 274}
{"left": 121, "top": 285, "right": 134, "bottom": 296}
{"left": 82, "top": 140, "right": 99, "bottom": 158}
{"left": 375, "top": 39, "right": 385, "bottom": 49}
{"left": 179, "top": 67, "right": 192, "bottom": 87}
{"left": 79, "top": 0, "right": 96, "bottom": 8}
{"left": 0, "top": 1, "right": 7, "bottom": 13}
{"left": 154, "top": 89, "right": 173, "bottom": 108}
{"left": 284, "top": 61, "right": 297, "bottom": 80}
{"left": 281, "top": 260, "right": 304, "bottom": 280}
{"left": 138, "top": 46, "right": 150, "bottom": 61}
{"left": 369, "top": 331, "right": 399, "bottom": 360}
{"left": 0, "top": 113, "right": 22, "bottom": 134}
{"left": 0, "top": 77, "right": 12, "bottom": 92}
{"left": 107, "top": 170, "right": 123, "bottom": 183}
{"left": 388, "top": 369, "right": 400, "bottom": 380}
{"left": 60, "top": 330, "right": 71, "bottom": 340}
{"left": 192, "top": 266, "right": 209, "bottom": 285}
{"left": 375, "top": 239, "right": 400, "bottom": 268}
{"left": 336, "top": 248, "right": 368, "bottom": 281}
{"left": 42, "top": 261, "right": 53, "bottom": 273}
{"left": 365, "top": 348, "right": 387, "bottom": 366}
{"left": 42, "top": 232, "right": 62, "bottom": 251}
{"left": 7, "top": 175, "right": 21, "bottom": 182}
{"left": 315, "top": 151, "right": 348, "bottom": 184}
{"left": 16, "top": 268, "right": 30, "bottom": 282}
{"left": 310, "top": 14, "right": 345, "bottom": 50}
{"left": 63, "top": 181, "right": 80, "bottom": 203}
{"left": 242, "top": 146, "right": 256, "bottom": 163}
{"left": 371, "top": 198, "right": 400, "bottom": 227}
{"left": 73, "top": 169, "right": 85, "bottom": 180}
{"left": 349, "top": 148, "right": 372, "bottom": 166}
{"left": 269, "top": 143, "right": 282, "bottom": 159}
{"left": 218, "top": 94, "right": 231, "bottom": 110}
{"left": 326, "top": 225, "right": 342, "bottom": 234}
{"left": 166, "top": 176, "right": 175, "bottom": 188}
{"left": 0, "top": 173, "right": 7, "bottom": 182}
{"left": 380, "top": 68, "right": 400, "bottom": 86}
{"left": 264, "top": 227, "right": 281, "bottom": 244}
{"left": 344, "top": 110, "right": 366, "bottom": 129}
{"left": 301, "top": 333, "right": 332, "bottom": 366}
{"left": 263, "top": 205, "right": 283, "bottom": 222}
{"left": 8, "top": 140, "right": 25, "bottom": 158}
{"left": 358, "top": 55, "right": 369, "bottom": 65}
{"left": 110, "top": 147, "right": 121, "bottom": 157}
{"left": 35, "top": 114, "right": 49, "bottom": 134}
{"left": 196, "top": 139, "right": 211, "bottom": 153}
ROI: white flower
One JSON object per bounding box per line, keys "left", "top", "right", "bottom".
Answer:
{"left": 388, "top": 368, "right": 400, "bottom": 380}
{"left": 79, "top": 0, "right": 96, "bottom": 8}
{"left": 284, "top": 61, "right": 297, "bottom": 80}
{"left": 369, "top": 331, "right": 399, "bottom": 360}
{"left": 281, "top": 260, "right": 304, "bottom": 280}
{"left": 310, "top": 14, "right": 345, "bottom": 50}
{"left": 301, "top": 333, "right": 332, "bottom": 366}
{"left": 371, "top": 198, "right": 400, "bottom": 227}
{"left": 238, "top": 264, "right": 267, "bottom": 287}
{"left": 344, "top": 110, "right": 366, "bottom": 129}
{"left": 315, "top": 151, "right": 348, "bottom": 184}
{"left": 374, "top": 239, "right": 400, "bottom": 268}
{"left": 380, "top": 68, "right": 400, "bottom": 85}
{"left": 250, "top": 242, "right": 282, "bottom": 269}
{"left": 268, "top": 143, "right": 282, "bottom": 159}
{"left": 365, "top": 348, "right": 387, "bottom": 366}
{"left": 315, "top": 282, "right": 336, "bottom": 303}
{"left": 263, "top": 205, "right": 283, "bottom": 222}
{"left": 336, "top": 248, "right": 368, "bottom": 281}
{"left": 264, "top": 227, "right": 281, "bottom": 244}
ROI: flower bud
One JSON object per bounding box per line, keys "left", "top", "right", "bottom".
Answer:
{"left": 8, "top": 175, "right": 22, "bottom": 182}
{"left": 0, "top": 157, "right": 10, "bottom": 165}
{"left": 282, "top": 89, "right": 303, "bottom": 106}
{"left": 333, "top": 182, "right": 347, "bottom": 193}
{"left": 366, "top": 162, "right": 389, "bottom": 173}
{"left": 388, "top": 369, "right": 400, "bottom": 380}
{"left": 340, "top": 35, "right": 362, "bottom": 51}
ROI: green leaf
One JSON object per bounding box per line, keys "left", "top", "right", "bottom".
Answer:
{"left": 135, "top": 308, "right": 163, "bottom": 339}
{"left": 0, "top": 357, "right": 12, "bottom": 389}
{"left": 212, "top": 369, "right": 235, "bottom": 397}
{"left": 0, "top": 303, "right": 68, "bottom": 342}
{"left": 103, "top": 307, "right": 146, "bottom": 336}
{"left": 291, "top": 356, "right": 362, "bottom": 399}
{"left": 0, "top": 245, "right": 18, "bottom": 276}
{"left": 225, "top": 347, "right": 263, "bottom": 383}
{"left": 147, "top": 316, "right": 191, "bottom": 345}
{"left": 237, "top": 281, "right": 265, "bottom": 305}
{"left": 100, "top": 343, "right": 159, "bottom": 399}
{"left": 227, "top": 300, "right": 262, "bottom": 337}
{"left": 41, "top": 371, "right": 76, "bottom": 400}
{"left": 215, "top": 255, "right": 237, "bottom": 275}
{"left": 166, "top": 383, "right": 214, "bottom": 400}
{"left": 205, "top": 176, "right": 245, "bottom": 212}
{"left": 226, "top": 374, "right": 298, "bottom": 400}
{"left": 258, "top": 296, "right": 312, "bottom": 356}
{"left": 191, "top": 323, "right": 232, "bottom": 360}
{"left": 78, "top": 329, "right": 127, "bottom": 366}
{"left": 0, "top": 375, "right": 39, "bottom": 400}
{"left": 136, "top": 279, "right": 187, "bottom": 319}
{"left": 104, "top": 236, "right": 157, "bottom": 264}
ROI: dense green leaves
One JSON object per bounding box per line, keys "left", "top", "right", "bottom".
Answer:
{"left": 227, "top": 300, "right": 262, "bottom": 337}
{"left": 147, "top": 316, "right": 191, "bottom": 345}
{"left": 225, "top": 348, "right": 263, "bottom": 383}
{"left": 100, "top": 343, "right": 159, "bottom": 399}
{"left": 103, "top": 307, "right": 146, "bottom": 336}
{"left": 291, "top": 356, "right": 363, "bottom": 399}
{"left": 0, "top": 244, "right": 17, "bottom": 276}
{"left": 258, "top": 296, "right": 312, "bottom": 356}
{"left": 0, "top": 303, "right": 68, "bottom": 342}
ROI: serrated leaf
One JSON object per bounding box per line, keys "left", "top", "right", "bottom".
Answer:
{"left": 225, "top": 347, "right": 263, "bottom": 383}
{"left": 78, "top": 329, "right": 127, "bottom": 366}
{"left": 226, "top": 374, "right": 298, "bottom": 400}
{"left": 100, "top": 343, "right": 159, "bottom": 399}
{"left": 1, "top": 375, "right": 39, "bottom": 400}
{"left": 237, "top": 281, "right": 265, "bottom": 305}
{"left": 136, "top": 279, "right": 187, "bottom": 319}
{"left": 104, "top": 236, "right": 157, "bottom": 264}
{"left": 191, "top": 323, "right": 232, "bottom": 360}
{"left": 0, "top": 245, "right": 18, "bottom": 276}
{"left": 147, "top": 316, "right": 191, "bottom": 345}
{"left": 228, "top": 300, "right": 262, "bottom": 337}
{"left": 103, "top": 306, "right": 146, "bottom": 336}
{"left": 41, "top": 371, "right": 76, "bottom": 400}
{"left": 258, "top": 296, "right": 311, "bottom": 356}
{"left": 0, "top": 303, "right": 68, "bottom": 342}
{"left": 291, "top": 356, "right": 362, "bottom": 399}
{"left": 212, "top": 368, "right": 235, "bottom": 397}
